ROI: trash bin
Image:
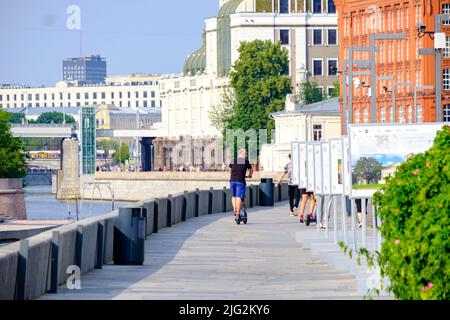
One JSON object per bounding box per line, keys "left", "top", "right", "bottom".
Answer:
{"left": 259, "top": 178, "right": 274, "bottom": 207}
{"left": 113, "top": 207, "right": 147, "bottom": 265}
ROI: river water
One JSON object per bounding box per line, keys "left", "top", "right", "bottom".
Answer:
{"left": 24, "top": 185, "right": 135, "bottom": 220}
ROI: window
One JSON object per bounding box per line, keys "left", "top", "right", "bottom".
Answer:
{"left": 151, "top": 100, "right": 156, "bottom": 108}
{"left": 381, "top": 106, "right": 386, "bottom": 123}
{"left": 313, "top": 29, "right": 322, "bottom": 45}
{"left": 67, "top": 93, "right": 71, "bottom": 100}
{"left": 407, "top": 105, "right": 413, "bottom": 123}
{"left": 144, "top": 101, "right": 148, "bottom": 108}
{"left": 354, "top": 109, "right": 360, "bottom": 123}
{"left": 363, "top": 108, "right": 369, "bottom": 123}
{"left": 313, "top": 124, "right": 323, "bottom": 141}
{"left": 143, "top": 91, "right": 148, "bottom": 98}
{"left": 445, "top": 36, "right": 450, "bottom": 58}
{"left": 135, "top": 91, "right": 139, "bottom": 98}
{"left": 76, "top": 93, "right": 80, "bottom": 100}
{"left": 280, "top": 29, "right": 289, "bottom": 45}
{"left": 327, "top": 0, "right": 336, "bottom": 13}
{"left": 85, "top": 93, "right": 89, "bottom": 99}
{"left": 28, "top": 94, "right": 32, "bottom": 100}
{"left": 313, "top": 0, "right": 322, "bottom": 13}
{"left": 444, "top": 104, "right": 450, "bottom": 122}
{"left": 399, "top": 105, "right": 405, "bottom": 123}
{"left": 327, "top": 86, "right": 334, "bottom": 96}
{"left": 93, "top": 92, "right": 97, "bottom": 99}
{"left": 328, "top": 59, "right": 338, "bottom": 76}
{"left": 313, "top": 59, "right": 323, "bottom": 76}
{"left": 327, "top": 29, "right": 337, "bottom": 45}
{"left": 128, "top": 92, "right": 131, "bottom": 99}
{"left": 0, "top": 95, "right": 2, "bottom": 101}
{"left": 119, "top": 92, "right": 123, "bottom": 99}
{"left": 417, "top": 104, "right": 423, "bottom": 122}
{"left": 443, "top": 4, "right": 450, "bottom": 25}
{"left": 444, "top": 69, "right": 450, "bottom": 90}
{"left": 101, "top": 92, "right": 106, "bottom": 99}
{"left": 280, "top": 0, "right": 289, "bottom": 13}
{"left": 151, "top": 91, "right": 155, "bottom": 98}
{"left": 35, "top": 94, "right": 39, "bottom": 100}
{"left": 59, "top": 93, "right": 63, "bottom": 100}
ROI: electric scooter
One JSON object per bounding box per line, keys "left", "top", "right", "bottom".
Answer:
{"left": 235, "top": 201, "right": 248, "bottom": 225}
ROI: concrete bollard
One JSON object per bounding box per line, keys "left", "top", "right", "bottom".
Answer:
{"left": 0, "top": 242, "right": 19, "bottom": 300}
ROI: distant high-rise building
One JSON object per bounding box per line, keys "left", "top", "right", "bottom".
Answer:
{"left": 63, "top": 55, "right": 107, "bottom": 84}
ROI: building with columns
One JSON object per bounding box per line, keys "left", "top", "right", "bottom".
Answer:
{"left": 155, "top": 0, "right": 339, "bottom": 170}
{"left": 336, "top": 0, "right": 450, "bottom": 132}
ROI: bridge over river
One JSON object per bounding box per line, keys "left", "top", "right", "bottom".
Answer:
{"left": 41, "top": 202, "right": 361, "bottom": 300}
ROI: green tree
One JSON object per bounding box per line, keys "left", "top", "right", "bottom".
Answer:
{"left": 35, "top": 112, "right": 76, "bottom": 124}
{"left": 353, "top": 157, "right": 383, "bottom": 184}
{"left": 227, "top": 40, "right": 291, "bottom": 136}
{"left": 298, "top": 79, "right": 324, "bottom": 105}
{"left": 209, "top": 88, "right": 236, "bottom": 133}
{"left": 8, "top": 112, "right": 26, "bottom": 124}
{"left": 0, "top": 110, "right": 27, "bottom": 178}
{"left": 329, "top": 80, "right": 340, "bottom": 98}
{"left": 114, "top": 143, "right": 130, "bottom": 164}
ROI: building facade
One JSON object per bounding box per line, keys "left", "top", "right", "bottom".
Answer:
{"left": 63, "top": 55, "right": 107, "bottom": 84}
{"left": 156, "top": 0, "right": 340, "bottom": 170}
{"left": 0, "top": 74, "right": 161, "bottom": 111}
{"left": 260, "top": 96, "right": 341, "bottom": 171}
{"left": 336, "top": 0, "right": 450, "bottom": 131}
{"left": 95, "top": 103, "right": 161, "bottom": 130}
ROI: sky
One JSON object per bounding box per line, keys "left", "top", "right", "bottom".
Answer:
{"left": 0, "top": 0, "right": 218, "bottom": 86}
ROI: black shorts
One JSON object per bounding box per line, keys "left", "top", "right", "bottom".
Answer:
{"left": 299, "top": 188, "right": 314, "bottom": 196}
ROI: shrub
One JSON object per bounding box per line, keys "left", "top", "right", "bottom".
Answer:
{"left": 372, "top": 125, "right": 450, "bottom": 300}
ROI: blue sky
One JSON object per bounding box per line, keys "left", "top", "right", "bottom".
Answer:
{"left": 0, "top": 0, "right": 218, "bottom": 86}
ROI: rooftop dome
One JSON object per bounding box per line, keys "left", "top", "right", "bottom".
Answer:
{"left": 183, "top": 33, "right": 207, "bottom": 76}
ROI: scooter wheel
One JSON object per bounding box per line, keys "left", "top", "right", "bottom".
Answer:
{"left": 305, "top": 215, "right": 311, "bottom": 226}
{"left": 243, "top": 219, "right": 247, "bottom": 224}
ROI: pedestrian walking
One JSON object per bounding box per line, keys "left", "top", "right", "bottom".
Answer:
{"left": 278, "top": 154, "right": 300, "bottom": 217}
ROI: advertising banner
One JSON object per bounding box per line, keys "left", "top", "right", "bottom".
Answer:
{"left": 349, "top": 123, "right": 444, "bottom": 197}
{"left": 314, "top": 143, "right": 323, "bottom": 195}
{"left": 342, "top": 136, "right": 351, "bottom": 196}
{"left": 306, "top": 143, "right": 315, "bottom": 192}
{"left": 321, "top": 141, "right": 331, "bottom": 195}
{"left": 298, "top": 142, "right": 307, "bottom": 189}
{"left": 291, "top": 142, "right": 300, "bottom": 186}
{"left": 330, "top": 139, "right": 343, "bottom": 195}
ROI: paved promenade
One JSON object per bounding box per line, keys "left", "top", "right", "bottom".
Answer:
{"left": 41, "top": 202, "right": 359, "bottom": 300}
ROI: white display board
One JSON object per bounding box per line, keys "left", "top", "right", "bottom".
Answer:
{"left": 298, "top": 142, "right": 307, "bottom": 189}
{"left": 349, "top": 123, "right": 444, "bottom": 198}
{"left": 291, "top": 142, "right": 300, "bottom": 186}
{"left": 306, "top": 143, "right": 315, "bottom": 192}
{"left": 321, "top": 141, "right": 331, "bottom": 195}
{"left": 330, "top": 139, "right": 343, "bottom": 195}
{"left": 314, "top": 143, "right": 323, "bottom": 195}
{"left": 342, "top": 136, "right": 351, "bottom": 196}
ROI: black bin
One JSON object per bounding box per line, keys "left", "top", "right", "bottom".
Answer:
{"left": 113, "top": 207, "right": 147, "bottom": 265}
{"left": 259, "top": 178, "right": 274, "bottom": 206}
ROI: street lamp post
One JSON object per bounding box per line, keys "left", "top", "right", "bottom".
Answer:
{"left": 369, "top": 33, "right": 408, "bottom": 123}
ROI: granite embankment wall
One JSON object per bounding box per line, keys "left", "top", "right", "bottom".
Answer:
{"left": 79, "top": 172, "right": 283, "bottom": 201}
{"left": 0, "top": 183, "right": 288, "bottom": 300}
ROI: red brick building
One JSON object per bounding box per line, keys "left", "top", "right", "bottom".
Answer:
{"left": 336, "top": 0, "right": 450, "bottom": 131}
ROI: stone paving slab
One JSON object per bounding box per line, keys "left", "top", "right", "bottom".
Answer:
{"left": 41, "top": 202, "right": 360, "bottom": 300}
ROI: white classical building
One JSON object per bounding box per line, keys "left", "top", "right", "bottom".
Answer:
{"left": 260, "top": 96, "right": 341, "bottom": 171}
{"left": 156, "top": 0, "right": 339, "bottom": 169}
{"left": 0, "top": 74, "right": 162, "bottom": 111}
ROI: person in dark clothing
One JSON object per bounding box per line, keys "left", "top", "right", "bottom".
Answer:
{"left": 229, "top": 149, "right": 253, "bottom": 219}
{"left": 278, "top": 154, "right": 301, "bottom": 216}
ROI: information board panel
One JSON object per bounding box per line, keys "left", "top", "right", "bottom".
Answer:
{"left": 306, "top": 143, "right": 315, "bottom": 192}
{"left": 321, "top": 141, "right": 331, "bottom": 195}
{"left": 349, "top": 123, "right": 444, "bottom": 197}
{"left": 313, "top": 143, "right": 323, "bottom": 195}
{"left": 342, "top": 136, "right": 351, "bottom": 196}
{"left": 298, "top": 142, "right": 307, "bottom": 189}
{"left": 330, "top": 139, "right": 343, "bottom": 195}
{"left": 291, "top": 142, "right": 300, "bottom": 186}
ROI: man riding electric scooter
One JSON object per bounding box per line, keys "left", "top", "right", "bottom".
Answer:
{"left": 229, "top": 149, "right": 253, "bottom": 225}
